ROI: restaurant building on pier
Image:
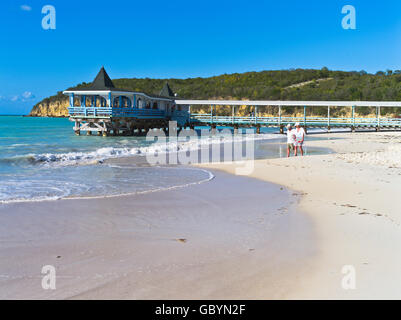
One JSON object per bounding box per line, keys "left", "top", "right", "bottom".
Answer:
{"left": 64, "top": 67, "right": 190, "bottom": 136}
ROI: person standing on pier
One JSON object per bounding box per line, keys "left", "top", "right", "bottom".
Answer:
{"left": 286, "top": 124, "right": 296, "bottom": 157}
{"left": 294, "top": 122, "right": 305, "bottom": 156}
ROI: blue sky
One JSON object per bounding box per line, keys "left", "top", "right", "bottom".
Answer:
{"left": 1, "top": 0, "right": 401, "bottom": 114}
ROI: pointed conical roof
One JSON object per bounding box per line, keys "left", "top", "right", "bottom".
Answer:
{"left": 159, "top": 82, "right": 175, "bottom": 97}
{"left": 89, "top": 67, "right": 115, "bottom": 90}
{"left": 65, "top": 68, "right": 182, "bottom": 101}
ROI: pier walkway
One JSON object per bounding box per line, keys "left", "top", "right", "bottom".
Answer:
{"left": 176, "top": 100, "right": 401, "bottom": 132}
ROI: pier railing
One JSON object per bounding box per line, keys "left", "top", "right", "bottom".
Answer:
{"left": 68, "top": 107, "right": 166, "bottom": 119}
{"left": 112, "top": 108, "right": 166, "bottom": 118}
{"left": 68, "top": 107, "right": 112, "bottom": 117}
{"left": 190, "top": 114, "right": 401, "bottom": 128}
{"left": 68, "top": 103, "right": 401, "bottom": 130}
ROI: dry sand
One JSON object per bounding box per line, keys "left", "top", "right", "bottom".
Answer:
{"left": 200, "top": 131, "right": 401, "bottom": 299}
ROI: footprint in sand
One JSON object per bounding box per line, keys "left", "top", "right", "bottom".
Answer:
{"left": 335, "top": 203, "right": 398, "bottom": 225}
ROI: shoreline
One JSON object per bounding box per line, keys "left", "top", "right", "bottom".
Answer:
{"left": 0, "top": 131, "right": 323, "bottom": 204}
{"left": 0, "top": 167, "right": 215, "bottom": 205}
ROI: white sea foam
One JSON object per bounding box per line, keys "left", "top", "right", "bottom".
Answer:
{"left": 30, "top": 132, "right": 279, "bottom": 167}
{"left": 0, "top": 166, "right": 215, "bottom": 204}
{"left": 66, "top": 167, "right": 215, "bottom": 201}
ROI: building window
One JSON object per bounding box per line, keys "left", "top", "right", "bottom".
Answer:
{"left": 122, "top": 96, "right": 131, "bottom": 107}
{"left": 74, "top": 97, "right": 80, "bottom": 107}
{"left": 96, "top": 96, "right": 107, "bottom": 107}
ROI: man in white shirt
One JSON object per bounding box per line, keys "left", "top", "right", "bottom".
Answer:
{"left": 294, "top": 122, "right": 305, "bottom": 156}
{"left": 286, "top": 124, "right": 295, "bottom": 157}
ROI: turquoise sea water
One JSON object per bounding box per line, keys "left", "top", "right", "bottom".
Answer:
{"left": 0, "top": 116, "right": 331, "bottom": 203}
{"left": 0, "top": 116, "right": 285, "bottom": 203}
{"left": 0, "top": 117, "right": 211, "bottom": 202}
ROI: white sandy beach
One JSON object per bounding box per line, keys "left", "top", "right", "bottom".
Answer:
{"left": 200, "top": 131, "right": 401, "bottom": 299}
{"left": 1, "top": 131, "right": 401, "bottom": 299}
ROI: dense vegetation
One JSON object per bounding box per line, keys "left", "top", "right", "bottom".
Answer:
{"left": 33, "top": 68, "right": 401, "bottom": 117}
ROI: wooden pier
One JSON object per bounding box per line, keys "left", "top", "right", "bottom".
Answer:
{"left": 176, "top": 100, "right": 401, "bottom": 133}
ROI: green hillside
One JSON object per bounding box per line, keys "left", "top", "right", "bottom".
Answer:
{"left": 32, "top": 68, "right": 401, "bottom": 117}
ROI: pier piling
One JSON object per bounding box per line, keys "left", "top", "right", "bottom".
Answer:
{"left": 211, "top": 124, "right": 217, "bottom": 135}
{"left": 233, "top": 124, "right": 239, "bottom": 134}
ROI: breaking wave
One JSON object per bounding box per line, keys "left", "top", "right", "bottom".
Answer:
{"left": 3, "top": 132, "right": 279, "bottom": 167}
{"left": 0, "top": 121, "right": 279, "bottom": 204}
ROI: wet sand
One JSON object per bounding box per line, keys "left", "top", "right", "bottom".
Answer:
{"left": 0, "top": 166, "right": 315, "bottom": 299}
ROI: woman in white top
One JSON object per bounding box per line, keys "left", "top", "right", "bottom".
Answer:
{"left": 294, "top": 122, "right": 305, "bottom": 156}
{"left": 286, "top": 124, "right": 295, "bottom": 157}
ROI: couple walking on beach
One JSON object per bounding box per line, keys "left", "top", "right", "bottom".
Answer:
{"left": 286, "top": 122, "right": 305, "bottom": 157}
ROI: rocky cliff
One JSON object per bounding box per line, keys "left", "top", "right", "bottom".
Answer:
{"left": 29, "top": 98, "right": 69, "bottom": 117}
